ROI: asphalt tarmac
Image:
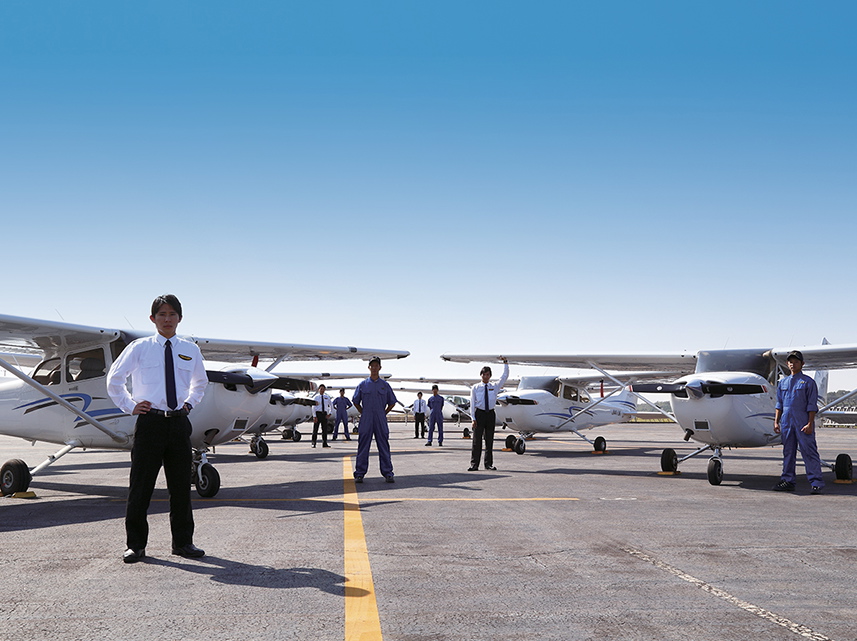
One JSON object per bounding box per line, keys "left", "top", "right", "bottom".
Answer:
{"left": 2, "top": 422, "right": 857, "bottom": 641}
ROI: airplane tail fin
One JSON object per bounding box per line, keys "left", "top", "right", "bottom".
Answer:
{"left": 814, "top": 337, "right": 830, "bottom": 404}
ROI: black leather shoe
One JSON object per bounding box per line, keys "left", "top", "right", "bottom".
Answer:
{"left": 385, "top": 476, "right": 395, "bottom": 483}
{"left": 172, "top": 543, "right": 205, "bottom": 558}
{"left": 322, "top": 444, "right": 331, "bottom": 448}
{"left": 485, "top": 465, "right": 497, "bottom": 471}
{"left": 123, "top": 548, "right": 145, "bottom": 564}
{"left": 468, "top": 466, "right": 478, "bottom": 471}
{"left": 354, "top": 475, "right": 364, "bottom": 483}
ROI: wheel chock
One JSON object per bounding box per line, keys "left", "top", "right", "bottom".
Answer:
{"left": 10, "top": 491, "right": 38, "bottom": 499}
{"left": 502, "top": 447, "right": 513, "bottom": 452}
{"left": 833, "top": 479, "right": 854, "bottom": 484}
{"left": 591, "top": 450, "right": 609, "bottom": 455}
{"left": 656, "top": 471, "right": 682, "bottom": 476}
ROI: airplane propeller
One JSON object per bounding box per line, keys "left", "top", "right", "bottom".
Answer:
{"left": 631, "top": 381, "right": 766, "bottom": 399}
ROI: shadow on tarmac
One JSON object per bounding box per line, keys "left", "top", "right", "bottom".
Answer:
{"left": 144, "top": 555, "right": 363, "bottom": 595}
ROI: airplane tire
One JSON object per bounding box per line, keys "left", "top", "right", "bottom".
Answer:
{"left": 514, "top": 439, "right": 526, "bottom": 455}
{"left": 463, "top": 428, "right": 471, "bottom": 438}
{"left": 505, "top": 435, "right": 517, "bottom": 449}
{"left": 281, "top": 429, "right": 293, "bottom": 440}
{"left": 707, "top": 458, "right": 723, "bottom": 486}
{"left": 254, "top": 439, "right": 269, "bottom": 459}
{"left": 292, "top": 431, "right": 302, "bottom": 442}
{"left": 195, "top": 464, "right": 221, "bottom": 498}
{"left": 660, "top": 448, "right": 678, "bottom": 472}
{"left": 594, "top": 436, "right": 607, "bottom": 453}
{"left": 0, "top": 459, "right": 31, "bottom": 496}
{"left": 835, "top": 453, "right": 853, "bottom": 481}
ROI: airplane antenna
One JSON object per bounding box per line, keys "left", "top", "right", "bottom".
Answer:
{"left": 55, "top": 309, "right": 65, "bottom": 320}
{"left": 124, "top": 316, "right": 136, "bottom": 329}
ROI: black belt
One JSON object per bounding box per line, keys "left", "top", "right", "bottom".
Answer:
{"left": 148, "top": 407, "right": 188, "bottom": 418}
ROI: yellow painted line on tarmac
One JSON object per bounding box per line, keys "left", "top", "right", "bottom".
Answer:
{"left": 343, "top": 457, "right": 384, "bottom": 641}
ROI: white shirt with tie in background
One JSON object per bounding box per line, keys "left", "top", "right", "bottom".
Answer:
{"left": 470, "top": 361, "right": 510, "bottom": 413}
{"left": 313, "top": 392, "right": 332, "bottom": 415}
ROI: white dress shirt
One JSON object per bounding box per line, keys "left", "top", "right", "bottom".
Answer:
{"left": 107, "top": 333, "right": 208, "bottom": 415}
{"left": 470, "top": 362, "right": 510, "bottom": 412}
{"left": 413, "top": 398, "right": 427, "bottom": 414}
{"left": 313, "top": 393, "right": 332, "bottom": 414}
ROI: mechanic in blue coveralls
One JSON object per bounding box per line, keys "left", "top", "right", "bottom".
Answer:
{"left": 331, "top": 388, "right": 353, "bottom": 441}
{"left": 352, "top": 356, "right": 398, "bottom": 483}
{"left": 425, "top": 384, "right": 445, "bottom": 446}
{"left": 772, "top": 350, "right": 823, "bottom": 494}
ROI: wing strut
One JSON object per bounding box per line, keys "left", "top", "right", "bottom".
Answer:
{"left": 0, "top": 356, "right": 128, "bottom": 444}
{"left": 586, "top": 362, "right": 678, "bottom": 422}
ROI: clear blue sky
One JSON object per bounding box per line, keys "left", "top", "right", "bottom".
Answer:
{"left": 2, "top": 2, "right": 856, "bottom": 387}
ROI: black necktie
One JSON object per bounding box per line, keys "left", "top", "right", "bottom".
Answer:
{"left": 165, "top": 339, "right": 178, "bottom": 410}
{"left": 484, "top": 383, "right": 489, "bottom": 411}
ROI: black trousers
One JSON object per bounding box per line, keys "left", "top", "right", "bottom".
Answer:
{"left": 471, "top": 408, "right": 496, "bottom": 468}
{"left": 126, "top": 412, "right": 194, "bottom": 551}
{"left": 312, "top": 412, "right": 329, "bottom": 445}
{"left": 414, "top": 412, "right": 426, "bottom": 437}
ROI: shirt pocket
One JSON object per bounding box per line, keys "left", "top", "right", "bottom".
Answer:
{"left": 140, "top": 355, "right": 163, "bottom": 386}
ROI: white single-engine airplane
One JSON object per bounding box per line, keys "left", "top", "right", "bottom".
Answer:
{"left": 241, "top": 372, "right": 373, "bottom": 456}
{"left": 0, "top": 314, "right": 408, "bottom": 497}
{"left": 440, "top": 355, "right": 674, "bottom": 454}
{"left": 445, "top": 347, "right": 856, "bottom": 485}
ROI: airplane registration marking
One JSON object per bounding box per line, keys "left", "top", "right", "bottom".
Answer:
{"left": 623, "top": 546, "right": 833, "bottom": 641}
{"left": 343, "top": 457, "right": 384, "bottom": 641}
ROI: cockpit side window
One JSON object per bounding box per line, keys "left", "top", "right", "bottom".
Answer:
{"left": 562, "top": 385, "right": 579, "bottom": 401}
{"left": 32, "top": 358, "right": 62, "bottom": 385}
{"left": 67, "top": 347, "right": 106, "bottom": 381}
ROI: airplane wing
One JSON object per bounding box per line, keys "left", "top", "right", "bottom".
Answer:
{"left": 0, "top": 314, "right": 409, "bottom": 364}
{"left": 186, "top": 337, "right": 409, "bottom": 364}
{"left": 390, "top": 376, "right": 514, "bottom": 387}
{"left": 441, "top": 353, "right": 697, "bottom": 374}
{"left": 0, "top": 314, "right": 122, "bottom": 353}
{"left": 771, "top": 344, "right": 857, "bottom": 370}
{"left": 559, "top": 370, "right": 686, "bottom": 385}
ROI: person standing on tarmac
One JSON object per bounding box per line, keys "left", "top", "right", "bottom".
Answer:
{"left": 412, "top": 391, "right": 427, "bottom": 439}
{"left": 332, "top": 388, "right": 353, "bottom": 441}
{"left": 352, "top": 356, "right": 398, "bottom": 483}
{"left": 426, "top": 385, "right": 445, "bottom": 447}
{"left": 468, "top": 358, "right": 509, "bottom": 471}
{"left": 107, "top": 294, "right": 208, "bottom": 564}
{"left": 773, "top": 350, "right": 824, "bottom": 494}
{"left": 311, "top": 384, "right": 332, "bottom": 448}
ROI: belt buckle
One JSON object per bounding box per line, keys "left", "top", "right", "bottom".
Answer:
{"left": 165, "top": 409, "right": 179, "bottom": 418}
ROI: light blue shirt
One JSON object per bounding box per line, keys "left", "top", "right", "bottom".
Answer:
{"left": 776, "top": 373, "right": 819, "bottom": 429}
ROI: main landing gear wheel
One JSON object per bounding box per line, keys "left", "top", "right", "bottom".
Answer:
{"left": 0, "top": 459, "right": 32, "bottom": 496}
{"left": 505, "top": 435, "right": 517, "bottom": 449}
{"left": 292, "top": 430, "right": 302, "bottom": 442}
{"left": 835, "top": 453, "right": 853, "bottom": 481}
{"left": 195, "top": 463, "right": 221, "bottom": 498}
{"left": 514, "top": 438, "right": 526, "bottom": 455}
{"left": 463, "top": 427, "right": 471, "bottom": 439}
{"left": 660, "top": 448, "right": 678, "bottom": 473}
{"left": 594, "top": 436, "right": 607, "bottom": 453}
{"left": 252, "top": 439, "right": 269, "bottom": 459}
{"left": 707, "top": 458, "right": 723, "bottom": 486}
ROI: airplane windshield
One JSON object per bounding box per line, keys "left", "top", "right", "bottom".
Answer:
{"left": 695, "top": 349, "right": 776, "bottom": 380}
{"left": 32, "top": 358, "right": 62, "bottom": 385}
{"left": 518, "top": 376, "right": 560, "bottom": 396}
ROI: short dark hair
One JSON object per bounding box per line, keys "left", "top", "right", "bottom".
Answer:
{"left": 151, "top": 294, "right": 182, "bottom": 318}
{"left": 431, "top": 385, "right": 439, "bottom": 391}
{"left": 480, "top": 366, "right": 492, "bottom": 376}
